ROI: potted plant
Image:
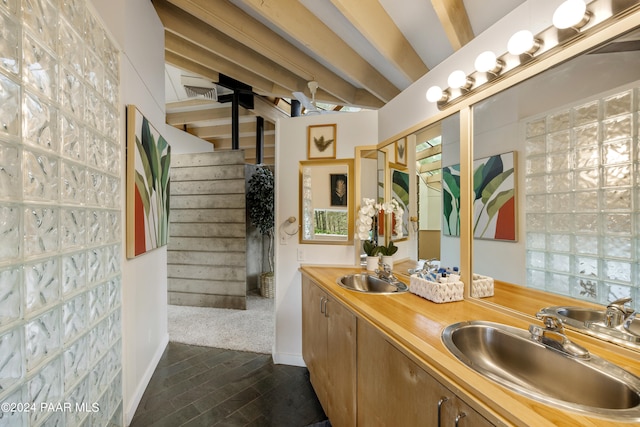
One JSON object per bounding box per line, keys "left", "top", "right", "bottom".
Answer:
{"left": 363, "top": 240, "right": 380, "bottom": 271}
{"left": 247, "top": 166, "right": 275, "bottom": 297}
{"left": 377, "top": 241, "right": 398, "bottom": 269}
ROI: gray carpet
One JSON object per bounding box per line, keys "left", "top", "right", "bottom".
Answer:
{"left": 167, "top": 295, "right": 274, "bottom": 354}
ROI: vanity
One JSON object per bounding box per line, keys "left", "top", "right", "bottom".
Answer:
{"left": 301, "top": 265, "right": 640, "bottom": 426}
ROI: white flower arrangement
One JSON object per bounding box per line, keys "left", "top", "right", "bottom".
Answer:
{"left": 355, "top": 198, "right": 405, "bottom": 240}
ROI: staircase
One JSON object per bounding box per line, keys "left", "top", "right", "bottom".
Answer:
{"left": 168, "top": 151, "right": 247, "bottom": 309}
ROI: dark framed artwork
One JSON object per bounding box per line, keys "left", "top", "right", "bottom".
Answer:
{"left": 330, "top": 173, "right": 348, "bottom": 206}
{"left": 395, "top": 138, "right": 407, "bottom": 166}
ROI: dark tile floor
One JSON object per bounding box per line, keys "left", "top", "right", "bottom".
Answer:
{"left": 129, "top": 342, "right": 328, "bottom": 427}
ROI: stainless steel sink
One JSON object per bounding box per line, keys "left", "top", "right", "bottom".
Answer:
{"left": 442, "top": 320, "right": 640, "bottom": 421}
{"left": 337, "top": 274, "right": 408, "bottom": 294}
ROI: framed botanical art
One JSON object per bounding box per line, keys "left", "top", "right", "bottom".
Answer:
{"left": 126, "top": 105, "right": 172, "bottom": 258}
{"left": 395, "top": 138, "right": 407, "bottom": 166}
{"left": 308, "top": 124, "right": 337, "bottom": 159}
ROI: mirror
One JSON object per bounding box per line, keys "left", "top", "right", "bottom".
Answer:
{"left": 471, "top": 26, "right": 640, "bottom": 312}
{"left": 299, "top": 159, "right": 354, "bottom": 244}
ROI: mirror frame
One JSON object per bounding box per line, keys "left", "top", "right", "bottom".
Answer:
{"left": 375, "top": 4, "right": 640, "bottom": 301}
{"left": 299, "top": 159, "right": 355, "bottom": 245}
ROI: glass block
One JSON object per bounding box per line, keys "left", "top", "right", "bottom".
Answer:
{"left": 23, "top": 149, "right": 58, "bottom": 201}
{"left": 0, "top": 267, "right": 20, "bottom": 323}
{"left": 549, "top": 253, "right": 570, "bottom": 273}
{"left": 84, "top": 11, "right": 104, "bottom": 54}
{"left": 547, "top": 130, "right": 570, "bottom": 152}
{"left": 573, "top": 99, "right": 599, "bottom": 126}
{"left": 58, "top": 0, "right": 84, "bottom": 31}
{"left": 574, "top": 213, "right": 599, "bottom": 234}
{"left": 604, "top": 236, "right": 632, "bottom": 259}
{"left": 62, "top": 294, "right": 86, "bottom": 343}
{"left": 60, "top": 208, "right": 85, "bottom": 248}
{"left": 604, "top": 90, "right": 632, "bottom": 118}
{"left": 104, "top": 77, "right": 118, "bottom": 110}
{"left": 573, "top": 190, "right": 599, "bottom": 212}
{"left": 602, "top": 114, "right": 632, "bottom": 142}
{"left": 86, "top": 170, "right": 104, "bottom": 206}
{"left": 105, "top": 244, "right": 120, "bottom": 276}
{"left": 24, "top": 207, "right": 59, "bottom": 256}
{"left": 0, "top": 142, "right": 20, "bottom": 200}
{"left": 22, "top": 0, "right": 58, "bottom": 51}
{"left": 603, "top": 164, "right": 631, "bottom": 187}
{"left": 108, "top": 278, "right": 121, "bottom": 310}
{"left": 108, "top": 310, "right": 120, "bottom": 344}
{"left": 60, "top": 113, "right": 84, "bottom": 161}
{"left": 84, "top": 89, "right": 102, "bottom": 132}
{"left": 525, "top": 136, "right": 546, "bottom": 156}
{"left": 89, "top": 283, "right": 107, "bottom": 323}
{"left": 603, "top": 139, "right": 631, "bottom": 165}
{"left": 107, "top": 340, "right": 121, "bottom": 380}
{"left": 86, "top": 248, "right": 104, "bottom": 284}
{"left": 547, "top": 273, "right": 571, "bottom": 295}
{"left": 108, "top": 371, "right": 122, "bottom": 420}
{"left": 23, "top": 92, "right": 57, "bottom": 151}
{"left": 0, "top": 328, "right": 24, "bottom": 391}
{"left": 548, "top": 110, "right": 570, "bottom": 132}
{"left": 526, "top": 213, "right": 546, "bottom": 231}
{"left": 575, "top": 168, "right": 599, "bottom": 189}
{"left": 0, "top": 10, "right": 19, "bottom": 75}
{"left": 0, "top": 0, "right": 17, "bottom": 14}
{"left": 27, "top": 357, "right": 62, "bottom": 425}
{"left": 0, "top": 205, "right": 20, "bottom": 260}
{"left": 604, "top": 283, "right": 633, "bottom": 305}
{"left": 548, "top": 233, "right": 570, "bottom": 252}
{"left": 605, "top": 213, "right": 632, "bottom": 234}
{"left": 547, "top": 152, "right": 571, "bottom": 172}
{"left": 0, "top": 385, "right": 26, "bottom": 427}
{"left": 574, "top": 235, "right": 599, "bottom": 256}
{"left": 525, "top": 194, "right": 545, "bottom": 212}
{"left": 87, "top": 210, "right": 105, "bottom": 245}
{"left": 525, "top": 175, "right": 546, "bottom": 194}
{"left": 66, "top": 377, "right": 89, "bottom": 427}
{"left": 103, "top": 35, "right": 119, "bottom": 82}
{"left": 547, "top": 213, "right": 572, "bottom": 232}
{"left": 61, "top": 161, "right": 85, "bottom": 204}
{"left": 58, "top": 17, "right": 83, "bottom": 76}
{"left": 525, "top": 155, "right": 545, "bottom": 175}
{"left": 526, "top": 232, "right": 545, "bottom": 250}
{"left": 574, "top": 145, "right": 599, "bottom": 168}
{"left": 527, "top": 269, "right": 546, "bottom": 290}
{"left": 59, "top": 66, "right": 83, "bottom": 118}
{"left": 108, "top": 177, "right": 121, "bottom": 209}
{"left": 23, "top": 34, "right": 56, "bottom": 100}
{"left": 547, "top": 193, "right": 572, "bottom": 213}
{"left": 86, "top": 131, "right": 103, "bottom": 171}
{"left": 547, "top": 172, "right": 572, "bottom": 192}
{"left": 93, "top": 387, "right": 108, "bottom": 426}
{"left": 0, "top": 73, "right": 20, "bottom": 136}
{"left": 24, "top": 258, "right": 59, "bottom": 313}
{"left": 572, "top": 277, "right": 598, "bottom": 301}
{"left": 84, "top": 50, "right": 102, "bottom": 94}
{"left": 604, "top": 188, "right": 632, "bottom": 211}
{"left": 39, "top": 411, "right": 63, "bottom": 427}
{"left": 527, "top": 250, "right": 545, "bottom": 269}
{"left": 105, "top": 141, "right": 119, "bottom": 176}
{"left": 604, "top": 260, "right": 632, "bottom": 283}
{"left": 575, "top": 256, "right": 598, "bottom": 277}
{"left": 89, "top": 320, "right": 108, "bottom": 367}
{"left": 61, "top": 251, "right": 86, "bottom": 295}
{"left": 526, "top": 118, "right": 545, "bottom": 137}
{"left": 105, "top": 211, "right": 120, "bottom": 243}
{"left": 25, "top": 308, "right": 61, "bottom": 371}
{"left": 573, "top": 122, "right": 598, "bottom": 147}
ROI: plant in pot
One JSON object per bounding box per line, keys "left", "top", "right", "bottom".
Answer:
{"left": 363, "top": 240, "right": 380, "bottom": 272}
{"left": 377, "top": 241, "right": 398, "bottom": 269}
{"left": 247, "top": 166, "right": 275, "bottom": 297}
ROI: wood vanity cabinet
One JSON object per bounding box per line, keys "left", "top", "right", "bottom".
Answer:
{"left": 357, "top": 320, "right": 493, "bottom": 427}
{"left": 301, "top": 276, "right": 357, "bottom": 427}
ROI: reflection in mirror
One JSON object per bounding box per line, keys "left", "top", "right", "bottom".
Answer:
{"left": 299, "top": 159, "right": 354, "bottom": 245}
{"left": 472, "top": 26, "right": 640, "bottom": 312}
{"left": 356, "top": 147, "right": 379, "bottom": 262}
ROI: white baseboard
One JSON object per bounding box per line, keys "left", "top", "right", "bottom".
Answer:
{"left": 124, "top": 333, "right": 169, "bottom": 426}
{"left": 273, "top": 351, "right": 306, "bottom": 367}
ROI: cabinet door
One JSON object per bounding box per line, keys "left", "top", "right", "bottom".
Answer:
{"left": 443, "top": 397, "right": 494, "bottom": 427}
{"left": 301, "top": 277, "right": 328, "bottom": 402}
{"left": 325, "top": 297, "right": 357, "bottom": 427}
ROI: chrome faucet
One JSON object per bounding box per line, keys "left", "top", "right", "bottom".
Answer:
{"left": 604, "top": 297, "right": 635, "bottom": 328}
{"left": 529, "top": 313, "right": 590, "bottom": 359}
{"left": 376, "top": 261, "right": 398, "bottom": 283}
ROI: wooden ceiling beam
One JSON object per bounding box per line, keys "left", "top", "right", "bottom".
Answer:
{"left": 208, "top": 135, "right": 276, "bottom": 151}
{"left": 237, "top": 0, "right": 400, "bottom": 102}
{"left": 329, "top": 0, "right": 428, "bottom": 82}
{"left": 191, "top": 122, "right": 275, "bottom": 139}
{"left": 430, "top": 0, "right": 474, "bottom": 50}
{"left": 416, "top": 145, "right": 442, "bottom": 161}
{"left": 166, "top": 106, "right": 246, "bottom": 126}
{"left": 419, "top": 160, "right": 442, "bottom": 173}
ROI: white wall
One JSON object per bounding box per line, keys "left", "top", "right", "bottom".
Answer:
{"left": 274, "top": 111, "right": 378, "bottom": 366}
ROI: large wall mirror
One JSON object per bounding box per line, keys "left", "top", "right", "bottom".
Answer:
{"left": 472, "top": 25, "right": 640, "bottom": 313}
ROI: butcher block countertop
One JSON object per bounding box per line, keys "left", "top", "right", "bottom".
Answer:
{"left": 300, "top": 264, "right": 640, "bottom": 427}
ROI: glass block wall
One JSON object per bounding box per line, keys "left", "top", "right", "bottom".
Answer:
{"left": 0, "top": 0, "right": 123, "bottom": 426}
{"left": 525, "top": 87, "right": 639, "bottom": 310}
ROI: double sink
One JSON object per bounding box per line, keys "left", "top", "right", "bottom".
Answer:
{"left": 336, "top": 273, "right": 640, "bottom": 421}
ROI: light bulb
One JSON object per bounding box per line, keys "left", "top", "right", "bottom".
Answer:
{"left": 426, "top": 86, "right": 444, "bottom": 102}
{"left": 447, "top": 70, "right": 468, "bottom": 89}
{"left": 508, "top": 30, "right": 538, "bottom": 55}
{"left": 553, "top": 0, "right": 588, "bottom": 30}
{"left": 475, "top": 51, "right": 500, "bottom": 73}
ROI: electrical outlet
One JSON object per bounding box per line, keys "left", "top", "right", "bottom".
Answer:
{"left": 297, "top": 248, "right": 304, "bottom": 261}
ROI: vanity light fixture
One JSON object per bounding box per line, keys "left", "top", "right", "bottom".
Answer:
{"left": 447, "top": 70, "right": 474, "bottom": 90}
{"left": 553, "top": 0, "right": 591, "bottom": 30}
{"left": 474, "top": 51, "right": 504, "bottom": 74}
{"left": 426, "top": 85, "right": 449, "bottom": 103}
{"left": 507, "top": 30, "right": 541, "bottom": 56}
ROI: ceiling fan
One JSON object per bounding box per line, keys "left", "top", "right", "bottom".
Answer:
{"left": 292, "top": 81, "right": 340, "bottom": 115}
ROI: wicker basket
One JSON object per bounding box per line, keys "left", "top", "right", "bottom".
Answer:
{"left": 471, "top": 274, "right": 494, "bottom": 298}
{"left": 260, "top": 272, "right": 274, "bottom": 298}
{"left": 410, "top": 274, "right": 463, "bottom": 303}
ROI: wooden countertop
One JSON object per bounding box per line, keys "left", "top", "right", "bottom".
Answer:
{"left": 300, "top": 265, "right": 640, "bottom": 427}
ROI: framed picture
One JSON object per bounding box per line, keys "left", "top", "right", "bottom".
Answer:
{"left": 395, "top": 138, "right": 407, "bottom": 166}
{"left": 308, "top": 124, "right": 337, "bottom": 159}
{"left": 390, "top": 165, "right": 409, "bottom": 241}
{"left": 442, "top": 151, "right": 516, "bottom": 241}
{"left": 126, "top": 105, "right": 172, "bottom": 258}
{"left": 330, "top": 173, "right": 348, "bottom": 206}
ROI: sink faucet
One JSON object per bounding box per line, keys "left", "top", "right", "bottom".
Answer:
{"left": 376, "top": 261, "right": 398, "bottom": 283}
{"left": 604, "top": 297, "right": 635, "bottom": 328}
{"left": 530, "top": 313, "right": 590, "bottom": 359}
